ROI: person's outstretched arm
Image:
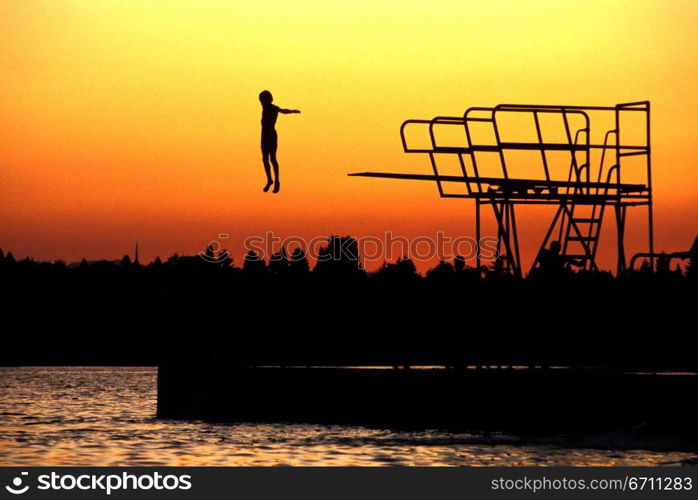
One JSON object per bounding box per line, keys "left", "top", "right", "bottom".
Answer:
{"left": 279, "top": 107, "right": 301, "bottom": 114}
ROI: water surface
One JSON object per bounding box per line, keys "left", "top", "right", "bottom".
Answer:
{"left": 0, "top": 366, "right": 695, "bottom": 466}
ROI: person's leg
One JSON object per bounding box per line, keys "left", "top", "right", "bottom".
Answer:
{"left": 270, "top": 151, "right": 280, "bottom": 193}
{"left": 262, "top": 150, "right": 273, "bottom": 192}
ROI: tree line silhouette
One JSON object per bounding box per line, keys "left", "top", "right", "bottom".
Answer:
{"left": 3, "top": 235, "right": 693, "bottom": 280}
{"left": 0, "top": 237, "right": 695, "bottom": 369}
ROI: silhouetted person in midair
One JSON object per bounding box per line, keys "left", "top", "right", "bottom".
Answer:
{"left": 259, "top": 90, "right": 300, "bottom": 193}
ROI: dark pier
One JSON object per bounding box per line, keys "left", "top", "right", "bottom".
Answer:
{"left": 157, "top": 363, "right": 698, "bottom": 452}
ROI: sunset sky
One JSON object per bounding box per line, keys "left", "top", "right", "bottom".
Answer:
{"left": 1, "top": 0, "right": 696, "bottom": 272}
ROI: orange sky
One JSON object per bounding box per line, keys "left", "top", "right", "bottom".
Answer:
{"left": 1, "top": 1, "right": 696, "bottom": 272}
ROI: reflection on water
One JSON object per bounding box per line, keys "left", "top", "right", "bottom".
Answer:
{"left": 0, "top": 366, "right": 695, "bottom": 466}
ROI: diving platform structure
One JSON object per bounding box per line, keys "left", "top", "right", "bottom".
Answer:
{"left": 350, "top": 101, "right": 653, "bottom": 276}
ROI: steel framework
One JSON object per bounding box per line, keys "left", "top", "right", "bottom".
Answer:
{"left": 350, "top": 102, "right": 653, "bottom": 276}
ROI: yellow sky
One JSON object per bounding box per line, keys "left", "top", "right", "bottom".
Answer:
{"left": 1, "top": 0, "right": 696, "bottom": 270}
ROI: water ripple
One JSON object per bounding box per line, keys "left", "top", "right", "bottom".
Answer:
{"left": 1, "top": 366, "right": 696, "bottom": 466}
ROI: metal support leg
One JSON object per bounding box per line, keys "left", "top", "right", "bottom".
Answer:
{"left": 475, "top": 200, "right": 481, "bottom": 272}
{"left": 491, "top": 201, "right": 518, "bottom": 277}
{"left": 615, "top": 204, "right": 627, "bottom": 276}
